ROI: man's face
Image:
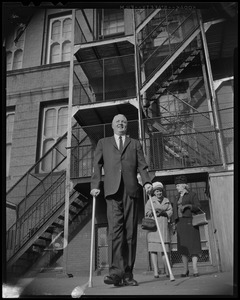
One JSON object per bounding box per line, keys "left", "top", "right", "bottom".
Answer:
{"left": 112, "top": 114, "right": 127, "bottom": 136}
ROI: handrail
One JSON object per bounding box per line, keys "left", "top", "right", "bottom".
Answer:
{"left": 7, "top": 132, "right": 67, "bottom": 196}
{"left": 144, "top": 113, "right": 216, "bottom": 161}
{"left": 149, "top": 47, "right": 201, "bottom": 100}
{"left": 7, "top": 172, "right": 67, "bottom": 262}
{"left": 138, "top": 9, "right": 176, "bottom": 48}
{"left": 6, "top": 122, "right": 79, "bottom": 215}
{"left": 142, "top": 10, "right": 196, "bottom": 66}
{"left": 141, "top": 13, "right": 199, "bottom": 87}
{"left": 135, "top": 8, "right": 156, "bottom": 29}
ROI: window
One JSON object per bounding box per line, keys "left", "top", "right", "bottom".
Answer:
{"left": 47, "top": 15, "right": 72, "bottom": 64}
{"left": 6, "top": 112, "right": 15, "bottom": 177}
{"left": 40, "top": 104, "right": 68, "bottom": 172}
{"left": 12, "top": 49, "right": 23, "bottom": 70}
{"left": 6, "top": 26, "right": 25, "bottom": 70}
{"left": 154, "top": 20, "right": 183, "bottom": 48}
{"left": 100, "top": 9, "right": 124, "bottom": 37}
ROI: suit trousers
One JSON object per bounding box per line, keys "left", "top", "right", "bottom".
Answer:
{"left": 106, "top": 178, "right": 139, "bottom": 278}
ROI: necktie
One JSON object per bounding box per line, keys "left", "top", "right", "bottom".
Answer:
{"left": 119, "top": 136, "right": 123, "bottom": 152}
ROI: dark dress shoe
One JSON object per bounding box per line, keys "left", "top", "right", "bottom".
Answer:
{"left": 104, "top": 274, "right": 122, "bottom": 286}
{"left": 123, "top": 277, "right": 138, "bottom": 286}
{"left": 181, "top": 270, "right": 189, "bottom": 277}
{"left": 193, "top": 273, "right": 199, "bottom": 277}
{"left": 154, "top": 275, "right": 159, "bottom": 278}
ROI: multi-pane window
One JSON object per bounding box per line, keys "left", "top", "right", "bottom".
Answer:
{"left": 47, "top": 15, "right": 72, "bottom": 64}
{"left": 40, "top": 105, "right": 68, "bottom": 172}
{"left": 6, "top": 112, "right": 15, "bottom": 177}
{"left": 154, "top": 20, "right": 183, "bottom": 47}
{"left": 6, "top": 26, "right": 25, "bottom": 71}
{"left": 101, "top": 9, "right": 124, "bottom": 37}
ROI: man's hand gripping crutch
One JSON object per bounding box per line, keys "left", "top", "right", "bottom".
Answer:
{"left": 149, "top": 195, "right": 175, "bottom": 281}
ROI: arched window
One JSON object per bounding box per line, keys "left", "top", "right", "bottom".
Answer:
{"left": 6, "top": 112, "right": 15, "bottom": 177}
{"left": 12, "top": 49, "right": 23, "bottom": 70}
{"left": 62, "top": 41, "right": 71, "bottom": 61}
{"left": 47, "top": 15, "right": 72, "bottom": 64}
{"left": 62, "top": 18, "right": 72, "bottom": 39}
{"left": 40, "top": 104, "right": 68, "bottom": 172}
{"left": 6, "top": 25, "right": 25, "bottom": 70}
{"left": 51, "top": 20, "right": 61, "bottom": 41}
{"left": 6, "top": 51, "right": 12, "bottom": 71}
{"left": 50, "top": 43, "right": 60, "bottom": 63}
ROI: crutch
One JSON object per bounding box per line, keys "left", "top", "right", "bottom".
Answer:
{"left": 71, "top": 197, "right": 96, "bottom": 297}
{"left": 88, "top": 195, "right": 96, "bottom": 287}
{"left": 149, "top": 196, "right": 175, "bottom": 281}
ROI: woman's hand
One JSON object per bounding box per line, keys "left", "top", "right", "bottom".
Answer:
{"left": 159, "top": 211, "right": 168, "bottom": 217}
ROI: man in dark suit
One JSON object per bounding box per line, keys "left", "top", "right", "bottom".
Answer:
{"left": 91, "top": 114, "right": 153, "bottom": 287}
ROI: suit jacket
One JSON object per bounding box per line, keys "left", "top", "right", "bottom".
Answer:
{"left": 91, "top": 136, "right": 151, "bottom": 198}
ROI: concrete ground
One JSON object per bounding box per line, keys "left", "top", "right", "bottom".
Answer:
{"left": 3, "top": 268, "right": 237, "bottom": 298}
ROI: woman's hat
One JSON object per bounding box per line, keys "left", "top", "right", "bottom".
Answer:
{"left": 174, "top": 175, "right": 188, "bottom": 184}
{"left": 152, "top": 181, "right": 164, "bottom": 192}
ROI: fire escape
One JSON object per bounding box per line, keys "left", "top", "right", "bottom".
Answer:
{"left": 6, "top": 8, "right": 227, "bottom": 279}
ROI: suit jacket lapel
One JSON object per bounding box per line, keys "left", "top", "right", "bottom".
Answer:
{"left": 123, "top": 137, "right": 131, "bottom": 152}
{"left": 110, "top": 136, "right": 118, "bottom": 150}
{"left": 110, "top": 136, "right": 131, "bottom": 153}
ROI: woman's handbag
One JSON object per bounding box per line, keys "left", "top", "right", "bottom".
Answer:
{"left": 141, "top": 217, "right": 157, "bottom": 231}
{"left": 192, "top": 208, "right": 208, "bottom": 227}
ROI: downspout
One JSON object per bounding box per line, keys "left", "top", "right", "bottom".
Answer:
{"left": 133, "top": 8, "right": 151, "bottom": 273}
{"left": 132, "top": 9, "right": 145, "bottom": 151}
{"left": 63, "top": 9, "right": 76, "bottom": 274}
{"left": 198, "top": 12, "right": 227, "bottom": 169}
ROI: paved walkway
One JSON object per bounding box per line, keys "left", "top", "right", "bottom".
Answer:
{"left": 6, "top": 269, "right": 236, "bottom": 297}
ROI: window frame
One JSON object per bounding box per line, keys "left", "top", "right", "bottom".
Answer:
{"left": 39, "top": 103, "right": 68, "bottom": 173}
{"left": 98, "top": 9, "right": 125, "bottom": 39}
{"left": 46, "top": 14, "right": 72, "bottom": 64}
{"left": 6, "top": 110, "right": 15, "bottom": 177}
{"left": 6, "top": 25, "right": 25, "bottom": 71}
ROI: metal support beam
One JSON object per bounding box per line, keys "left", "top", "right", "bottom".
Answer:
{"left": 198, "top": 13, "right": 227, "bottom": 169}
{"left": 63, "top": 9, "right": 76, "bottom": 274}
{"left": 136, "top": 9, "right": 161, "bottom": 34}
{"left": 133, "top": 10, "right": 144, "bottom": 147}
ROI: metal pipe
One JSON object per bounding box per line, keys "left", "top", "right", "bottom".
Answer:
{"left": 63, "top": 9, "right": 76, "bottom": 273}
{"left": 88, "top": 196, "right": 96, "bottom": 287}
{"left": 198, "top": 12, "right": 227, "bottom": 168}
{"left": 132, "top": 9, "right": 144, "bottom": 148}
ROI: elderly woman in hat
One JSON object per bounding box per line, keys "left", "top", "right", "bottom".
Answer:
{"left": 172, "top": 175, "right": 202, "bottom": 277}
{"left": 145, "top": 182, "right": 173, "bottom": 278}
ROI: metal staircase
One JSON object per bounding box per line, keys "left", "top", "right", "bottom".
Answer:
{"left": 6, "top": 124, "right": 92, "bottom": 278}
{"left": 134, "top": 9, "right": 221, "bottom": 168}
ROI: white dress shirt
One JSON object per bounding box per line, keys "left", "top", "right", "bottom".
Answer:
{"left": 114, "top": 134, "right": 126, "bottom": 150}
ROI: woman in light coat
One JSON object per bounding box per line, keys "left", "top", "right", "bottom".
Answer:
{"left": 145, "top": 182, "right": 173, "bottom": 278}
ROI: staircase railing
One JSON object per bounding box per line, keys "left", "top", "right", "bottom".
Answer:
{"left": 139, "top": 9, "right": 199, "bottom": 87}
{"left": 7, "top": 172, "right": 67, "bottom": 262}
{"left": 6, "top": 122, "right": 92, "bottom": 265}
{"left": 6, "top": 123, "right": 88, "bottom": 218}
{"left": 144, "top": 113, "right": 219, "bottom": 166}
{"left": 7, "top": 133, "right": 68, "bottom": 218}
